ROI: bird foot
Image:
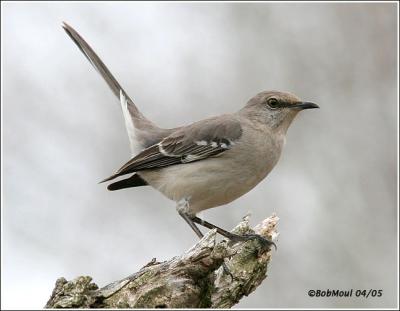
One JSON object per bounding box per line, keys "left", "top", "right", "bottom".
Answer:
{"left": 228, "top": 233, "right": 277, "bottom": 250}
{"left": 221, "top": 262, "right": 234, "bottom": 281}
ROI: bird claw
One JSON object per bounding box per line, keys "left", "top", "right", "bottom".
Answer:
{"left": 222, "top": 262, "right": 234, "bottom": 281}
{"left": 228, "top": 233, "right": 277, "bottom": 250}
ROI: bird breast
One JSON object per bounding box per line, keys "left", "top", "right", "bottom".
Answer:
{"left": 139, "top": 127, "right": 285, "bottom": 214}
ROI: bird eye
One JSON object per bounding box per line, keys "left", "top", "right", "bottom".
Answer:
{"left": 267, "top": 98, "right": 279, "bottom": 108}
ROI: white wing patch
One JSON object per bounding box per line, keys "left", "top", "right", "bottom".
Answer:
{"left": 195, "top": 140, "right": 208, "bottom": 146}
{"left": 181, "top": 140, "right": 235, "bottom": 163}
{"left": 158, "top": 142, "right": 180, "bottom": 157}
{"left": 181, "top": 154, "right": 203, "bottom": 163}
{"left": 158, "top": 142, "right": 169, "bottom": 156}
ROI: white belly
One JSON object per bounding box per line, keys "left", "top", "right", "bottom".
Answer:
{"left": 139, "top": 130, "right": 284, "bottom": 214}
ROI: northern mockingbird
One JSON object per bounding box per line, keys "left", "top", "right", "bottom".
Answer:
{"left": 63, "top": 23, "right": 319, "bottom": 246}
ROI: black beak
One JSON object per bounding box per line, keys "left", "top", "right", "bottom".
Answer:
{"left": 290, "top": 101, "right": 319, "bottom": 110}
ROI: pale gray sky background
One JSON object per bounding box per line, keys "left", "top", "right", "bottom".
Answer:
{"left": 2, "top": 2, "right": 398, "bottom": 309}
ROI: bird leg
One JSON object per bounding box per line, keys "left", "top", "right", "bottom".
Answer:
{"left": 176, "top": 198, "right": 204, "bottom": 239}
{"left": 192, "top": 216, "right": 276, "bottom": 250}
{"left": 178, "top": 211, "right": 204, "bottom": 239}
{"left": 175, "top": 198, "right": 276, "bottom": 250}
{"left": 176, "top": 200, "right": 233, "bottom": 278}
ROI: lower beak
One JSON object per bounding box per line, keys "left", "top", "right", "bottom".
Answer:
{"left": 291, "top": 101, "right": 319, "bottom": 110}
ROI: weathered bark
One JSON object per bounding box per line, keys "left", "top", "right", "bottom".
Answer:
{"left": 45, "top": 214, "right": 279, "bottom": 308}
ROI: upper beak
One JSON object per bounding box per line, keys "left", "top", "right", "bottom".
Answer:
{"left": 290, "top": 101, "right": 319, "bottom": 110}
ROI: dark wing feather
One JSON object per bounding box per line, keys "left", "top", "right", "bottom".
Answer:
{"left": 107, "top": 174, "right": 148, "bottom": 191}
{"left": 101, "top": 115, "right": 242, "bottom": 183}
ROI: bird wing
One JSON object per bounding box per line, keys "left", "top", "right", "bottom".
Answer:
{"left": 101, "top": 115, "right": 243, "bottom": 182}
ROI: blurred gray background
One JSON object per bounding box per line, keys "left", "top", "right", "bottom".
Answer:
{"left": 2, "top": 2, "right": 398, "bottom": 309}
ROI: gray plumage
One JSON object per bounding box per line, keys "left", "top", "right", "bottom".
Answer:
{"left": 101, "top": 115, "right": 242, "bottom": 182}
{"left": 63, "top": 22, "right": 318, "bottom": 223}
{"left": 63, "top": 22, "right": 176, "bottom": 151}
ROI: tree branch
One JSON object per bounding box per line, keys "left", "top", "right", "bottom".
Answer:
{"left": 45, "top": 214, "right": 279, "bottom": 308}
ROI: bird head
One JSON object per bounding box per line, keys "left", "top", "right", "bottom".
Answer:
{"left": 241, "top": 90, "right": 319, "bottom": 134}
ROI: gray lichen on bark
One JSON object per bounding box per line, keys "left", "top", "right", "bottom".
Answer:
{"left": 45, "top": 214, "right": 279, "bottom": 308}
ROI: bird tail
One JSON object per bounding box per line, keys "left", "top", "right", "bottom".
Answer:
{"left": 62, "top": 22, "right": 162, "bottom": 154}
{"left": 106, "top": 174, "right": 148, "bottom": 190}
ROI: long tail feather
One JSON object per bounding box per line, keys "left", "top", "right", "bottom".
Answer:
{"left": 62, "top": 22, "right": 138, "bottom": 113}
